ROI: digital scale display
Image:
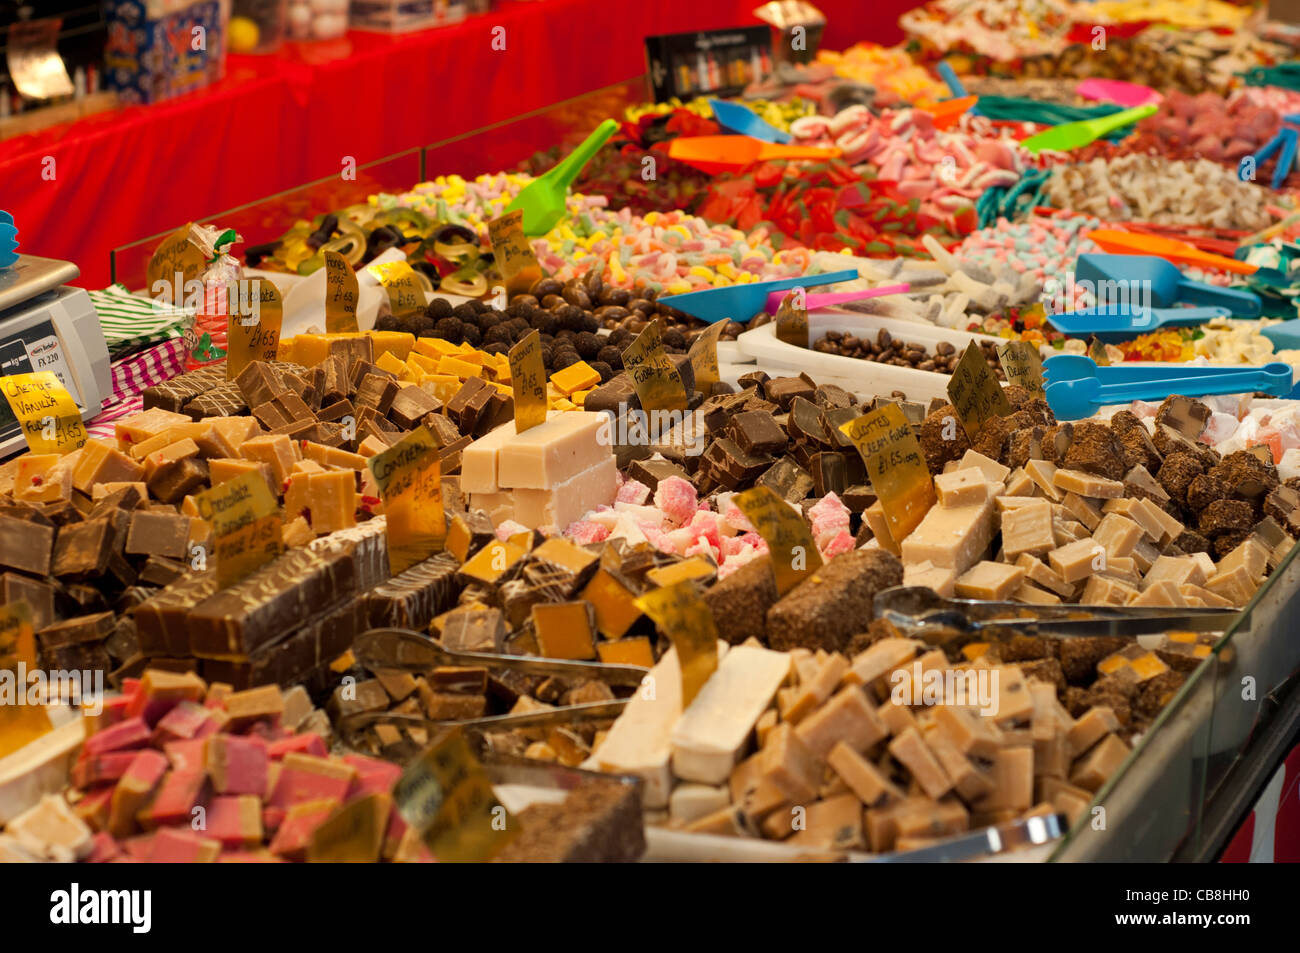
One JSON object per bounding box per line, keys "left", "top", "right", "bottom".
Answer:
{"left": 0, "top": 317, "right": 78, "bottom": 443}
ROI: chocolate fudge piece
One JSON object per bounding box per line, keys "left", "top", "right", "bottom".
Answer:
{"left": 1156, "top": 452, "right": 1205, "bottom": 507}
{"left": 919, "top": 403, "right": 971, "bottom": 473}
{"left": 493, "top": 777, "right": 644, "bottom": 863}
{"left": 388, "top": 385, "right": 442, "bottom": 430}
{"left": 703, "top": 556, "right": 779, "bottom": 645}
{"left": 440, "top": 607, "right": 505, "bottom": 654}
{"left": 730, "top": 410, "right": 787, "bottom": 456}
{"left": 1154, "top": 395, "right": 1211, "bottom": 440}
{"left": 445, "top": 377, "right": 493, "bottom": 434}
{"left": 766, "top": 549, "right": 903, "bottom": 652}
{"left": 1198, "top": 499, "right": 1255, "bottom": 538}
{"left": 143, "top": 362, "right": 226, "bottom": 412}
{"left": 203, "top": 598, "right": 368, "bottom": 690}
{"left": 0, "top": 515, "right": 55, "bottom": 575}
{"left": 755, "top": 457, "right": 814, "bottom": 503}
{"left": 365, "top": 553, "right": 462, "bottom": 630}
{"left": 1109, "top": 410, "right": 1163, "bottom": 473}
{"left": 183, "top": 382, "right": 248, "bottom": 420}
{"left": 51, "top": 519, "right": 114, "bottom": 578}
{"left": 124, "top": 511, "right": 191, "bottom": 560}
{"left": 1208, "top": 450, "right": 1279, "bottom": 503}
{"left": 763, "top": 376, "right": 815, "bottom": 411}
{"left": 147, "top": 457, "right": 209, "bottom": 504}
{"left": 1171, "top": 529, "right": 1212, "bottom": 555}
{"left": 0, "top": 573, "right": 55, "bottom": 630}
{"left": 1264, "top": 484, "right": 1300, "bottom": 536}
{"left": 626, "top": 456, "right": 690, "bottom": 492}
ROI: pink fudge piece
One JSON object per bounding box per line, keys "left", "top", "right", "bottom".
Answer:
{"left": 809, "top": 492, "right": 851, "bottom": 542}
{"left": 267, "top": 732, "right": 327, "bottom": 760}
{"left": 262, "top": 806, "right": 286, "bottom": 835}
{"left": 206, "top": 795, "right": 263, "bottom": 847}
{"left": 268, "top": 756, "right": 355, "bottom": 809}
{"left": 120, "top": 832, "right": 157, "bottom": 859}
{"left": 72, "top": 750, "right": 139, "bottom": 788}
{"left": 207, "top": 734, "right": 269, "bottom": 796}
{"left": 494, "top": 519, "right": 529, "bottom": 541}
{"left": 820, "top": 529, "right": 856, "bottom": 558}
{"left": 138, "top": 771, "right": 208, "bottom": 828}
{"left": 565, "top": 519, "right": 610, "bottom": 545}
{"left": 94, "top": 696, "right": 132, "bottom": 732}
{"left": 83, "top": 716, "right": 151, "bottom": 757}
{"left": 684, "top": 537, "right": 720, "bottom": 562}
{"left": 152, "top": 701, "right": 214, "bottom": 744}
{"left": 164, "top": 739, "right": 208, "bottom": 773}
{"left": 616, "top": 479, "right": 651, "bottom": 505}
{"left": 687, "top": 509, "right": 723, "bottom": 550}
{"left": 149, "top": 827, "right": 219, "bottom": 862}
{"left": 86, "top": 831, "right": 122, "bottom": 863}
{"left": 654, "top": 476, "right": 698, "bottom": 527}
{"left": 343, "top": 754, "right": 402, "bottom": 798}
{"left": 721, "top": 502, "right": 756, "bottom": 534}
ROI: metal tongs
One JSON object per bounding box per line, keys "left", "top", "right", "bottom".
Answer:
{"left": 873, "top": 587, "right": 1237, "bottom": 640}
{"left": 337, "top": 628, "right": 650, "bottom": 746}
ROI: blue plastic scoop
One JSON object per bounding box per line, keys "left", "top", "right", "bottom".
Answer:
{"left": 708, "top": 99, "right": 792, "bottom": 144}
{"left": 1075, "top": 253, "right": 1262, "bottom": 317}
{"left": 1046, "top": 371, "right": 1293, "bottom": 420}
{"left": 1043, "top": 353, "right": 1294, "bottom": 389}
{"left": 658, "top": 268, "right": 859, "bottom": 324}
{"left": 1046, "top": 303, "right": 1228, "bottom": 341}
{"left": 1260, "top": 319, "right": 1300, "bottom": 350}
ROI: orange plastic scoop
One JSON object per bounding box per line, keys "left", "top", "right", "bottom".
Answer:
{"left": 915, "top": 95, "right": 978, "bottom": 130}
{"left": 667, "top": 136, "right": 841, "bottom": 174}
{"left": 1086, "top": 229, "right": 1258, "bottom": 275}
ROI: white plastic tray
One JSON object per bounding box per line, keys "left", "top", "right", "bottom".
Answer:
{"left": 737, "top": 311, "right": 1004, "bottom": 404}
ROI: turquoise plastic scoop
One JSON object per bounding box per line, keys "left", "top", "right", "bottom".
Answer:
{"left": 1045, "top": 304, "right": 1229, "bottom": 341}
{"left": 1075, "top": 253, "right": 1262, "bottom": 317}
{"left": 658, "top": 268, "right": 859, "bottom": 323}
{"left": 1043, "top": 353, "right": 1294, "bottom": 389}
{"left": 763, "top": 283, "right": 909, "bottom": 314}
{"left": 1261, "top": 319, "right": 1300, "bottom": 350}
{"left": 507, "top": 119, "right": 619, "bottom": 236}
{"left": 1047, "top": 372, "right": 1292, "bottom": 420}
{"left": 708, "top": 99, "right": 791, "bottom": 144}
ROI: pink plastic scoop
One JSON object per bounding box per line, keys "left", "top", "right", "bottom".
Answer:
{"left": 1076, "top": 78, "right": 1162, "bottom": 109}
{"left": 764, "top": 283, "right": 910, "bottom": 314}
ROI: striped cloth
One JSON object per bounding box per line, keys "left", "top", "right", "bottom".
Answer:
{"left": 89, "top": 284, "right": 192, "bottom": 357}
{"left": 84, "top": 336, "right": 190, "bottom": 441}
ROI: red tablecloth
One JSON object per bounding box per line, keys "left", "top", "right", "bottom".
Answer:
{"left": 0, "top": 0, "right": 910, "bottom": 288}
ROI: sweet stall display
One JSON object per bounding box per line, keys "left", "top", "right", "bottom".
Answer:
{"left": 3, "top": 2, "right": 1300, "bottom": 871}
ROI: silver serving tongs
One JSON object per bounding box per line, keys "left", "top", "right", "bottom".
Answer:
{"left": 873, "top": 586, "right": 1237, "bottom": 639}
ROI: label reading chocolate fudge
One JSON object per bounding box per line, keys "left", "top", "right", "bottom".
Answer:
{"left": 1, "top": 371, "right": 87, "bottom": 454}
{"left": 193, "top": 471, "right": 283, "bottom": 588}
{"left": 841, "top": 404, "right": 936, "bottom": 542}
{"left": 145, "top": 224, "right": 204, "bottom": 307}
{"left": 508, "top": 330, "right": 548, "bottom": 434}
{"left": 733, "top": 484, "right": 824, "bottom": 596}
{"left": 946, "top": 342, "right": 1012, "bottom": 441}
{"left": 635, "top": 581, "right": 719, "bottom": 707}
{"left": 774, "top": 290, "right": 809, "bottom": 348}
{"left": 307, "top": 792, "right": 388, "bottom": 863}
{"left": 368, "top": 425, "right": 445, "bottom": 574}
{"left": 995, "top": 340, "right": 1045, "bottom": 398}
{"left": 225, "top": 279, "right": 283, "bottom": 380}
{"left": 622, "top": 320, "right": 688, "bottom": 412}
{"left": 394, "top": 727, "right": 515, "bottom": 862}
{"left": 487, "top": 210, "right": 543, "bottom": 296}
{"left": 323, "top": 250, "right": 360, "bottom": 333}
{"left": 687, "top": 321, "right": 726, "bottom": 390}
{"left": 366, "top": 260, "right": 426, "bottom": 321}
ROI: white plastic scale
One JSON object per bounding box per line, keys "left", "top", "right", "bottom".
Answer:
{"left": 0, "top": 255, "right": 110, "bottom": 457}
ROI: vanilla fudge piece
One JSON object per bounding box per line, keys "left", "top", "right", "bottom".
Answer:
{"left": 1014, "top": 553, "right": 1074, "bottom": 597}
{"left": 1060, "top": 492, "right": 1102, "bottom": 531}
{"left": 973, "top": 745, "right": 1034, "bottom": 812}
{"left": 903, "top": 560, "right": 956, "bottom": 597}
{"left": 496, "top": 411, "right": 608, "bottom": 489}
{"left": 934, "top": 468, "right": 996, "bottom": 508}
{"left": 1025, "top": 459, "right": 1062, "bottom": 501}
{"left": 1048, "top": 538, "right": 1106, "bottom": 583}
{"left": 845, "top": 638, "right": 923, "bottom": 689}
{"left": 888, "top": 727, "right": 952, "bottom": 799}
{"left": 7, "top": 795, "right": 93, "bottom": 862}
{"left": 955, "top": 561, "right": 1026, "bottom": 600}
{"left": 759, "top": 723, "right": 822, "bottom": 802}
{"left": 787, "top": 793, "right": 866, "bottom": 851}
{"left": 1053, "top": 468, "right": 1123, "bottom": 499}
{"left": 668, "top": 783, "right": 731, "bottom": 825}
{"left": 512, "top": 456, "right": 618, "bottom": 530}
{"left": 1092, "top": 513, "right": 1143, "bottom": 559}
{"left": 1014, "top": 582, "right": 1062, "bottom": 605}
{"left": 1216, "top": 537, "right": 1269, "bottom": 583}
{"left": 1066, "top": 706, "right": 1120, "bottom": 757}
{"left": 459, "top": 421, "right": 520, "bottom": 494}
{"left": 932, "top": 705, "right": 1002, "bottom": 763}
{"left": 861, "top": 500, "right": 899, "bottom": 554}
{"left": 995, "top": 496, "right": 1042, "bottom": 512}
{"left": 1000, "top": 500, "right": 1055, "bottom": 558}
{"left": 670, "top": 644, "right": 791, "bottom": 784}
{"left": 1004, "top": 467, "right": 1033, "bottom": 497}
{"left": 899, "top": 496, "right": 996, "bottom": 575}
{"left": 1080, "top": 574, "right": 1139, "bottom": 605}
{"left": 1205, "top": 565, "right": 1257, "bottom": 605}
{"left": 958, "top": 449, "right": 1010, "bottom": 483}
{"left": 1069, "top": 733, "right": 1130, "bottom": 792}
{"left": 795, "top": 685, "right": 887, "bottom": 758}
{"left": 827, "top": 741, "right": 904, "bottom": 808}
{"left": 922, "top": 725, "right": 995, "bottom": 801}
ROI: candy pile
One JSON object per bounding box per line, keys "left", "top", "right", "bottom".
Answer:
{"left": 814, "top": 42, "right": 948, "bottom": 106}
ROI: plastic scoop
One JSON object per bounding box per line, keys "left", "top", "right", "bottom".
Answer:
{"left": 708, "top": 99, "right": 791, "bottom": 144}
{"left": 1076, "top": 78, "right": 1162, "bottom": 108}
{"left": 1020, "top": 104, "right": 1157, "bottom": 154}
{"left": 936, "top": 61, "right": 968, "bottom": 99}
{"left": 667, "top": 135, "right": 841, "bottom": 174}
{"left": 763, "top": 283, "right": 910, "bottom": 314}
{"left": 1075, "top": 253, "right": 1262, "bottom": 317}
{"left": 1086, "top": 229, "right": 1258, "bottom": 275}
{"left": 1045, "top": 304, "right": 1230, "bottom": 341}
{"left": 1043, "top": 353, "right": 1294, "bottom": 389}
{"left": 0, "top": 211, "right": 16, "bottom": 268}
{"left": 916, "top": 95, "right": 978, "bottom": 130}
{"left": 658, "top": 268, "right": 859, "bottom": 324}
{"left": 506, "top": 119, "right": 619, "bottom": 236}
{"left": 1260, "top": 319, "right": 1300, "bottom": 350}
{"left": 1046, "top": 371, "right": 1292, "bottom": 420}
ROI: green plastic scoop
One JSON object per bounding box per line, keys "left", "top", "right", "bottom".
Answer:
{"left": 1020, "top": 104, "right": 1157, "bottom": 155}
{"left": 507, "top": 119, "right": 619, "bottom": 236}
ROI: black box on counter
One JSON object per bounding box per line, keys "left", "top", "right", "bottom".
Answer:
{"left": 643, "top": 27, "right": 773, "bottom": 103}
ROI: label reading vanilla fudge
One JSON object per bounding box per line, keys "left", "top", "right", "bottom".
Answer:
{"left": 323, "top": 250, "right": 360, "bottom": 333}
{"left": 394, "top": 727, "right": 515, "bottom": 862}
{"left": 508, "top": 330, "right": 548, "bottom": 434}
{"left": 996, "top": 340, "right": 1045, "bottom": 397}
{"left": 841, "top": 403, "right": 936, "bottom": 542}
{"left": 368, "top": 425, "right": 444, "bottom": 574}
{"left": 635, "top": 581, "right": 719, "bottom": 707}
{"left": 947, "top": 342, "right": 1012, "bottom": 441}
{"left": 733, "top": 484, "right": 823, "bottom": 596}
{"left": 622, "top": 320, "right": 688, "bottom": 412}
{"left": 193, "top": 471, "right": 283, "bottom": 588}
{"left": 226, "top": 279, "right": 283, "bottom": 380}
{"left": 1, "top": 371, "right": 86, "bottom": 455}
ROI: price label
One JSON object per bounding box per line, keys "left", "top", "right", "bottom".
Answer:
{"left": 368, "top": 426, "right": 444, "bottom": 574}
{"left": 1, "top": 372, "right": 86, "bottom": 455}
{"left": 394, "top": 727, "right": 515, "bottom": 863}
{"left": 946, "top": 342, "right": 1012, "bottom": 441}
{"left": 226, "top": 279, "right": 284, "bottom": 380}
{"left": 840, "top": 404, "right": 936, "bottom": 543}
{"left": 635, "top": 581, "right": 719, "bottom": 707}
{"left": 687, "top": 321, "right": 726, "bottom": 390}
{"left": 146, "top": 223, "right": 204, "bottom": 307}
{"left": 0, "top": 600, "right": 35, "bottom": 674}
{"left": 487, "top": 210, "right": 543, "bottom": 296}
{"left": 307, "top": 793, "right": 390, "bottom": 863}
{"left": 367, "top": 260, "right": 426, "bottom": 321}
{"left": 323, "top": 250, "right": 359, "bottom": 333}
{"left": 733, "top": 484, "right": 823, "bottom": 596}
{"left": 1087, "top": 335, "right": 1111, "bottom": 367}
{"left": 774, "top": 289, "right": 809, "bottom": 348}
{"left": 192, "top": 472, "right": 283, "bottom": 588}
{"left": 0, "top": 600, "right": 53, "bottom": 759}
{"left": 622, "top": 320, "right": 688, "bottom": 412}
{"left": 508, "top": 330, "right": 548, "bottom": 434}
{"left": 996, "top": 340, "right": 1045, "bottom": 397}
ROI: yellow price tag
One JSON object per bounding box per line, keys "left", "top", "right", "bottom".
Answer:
{"left": 840, "top": 404, "right": 936, "bottom": 544}
{"left": 635, "top": 581, "right": 719, "bottom": 707}
{"left": 367, "top": 260, "right": 426, "bottom": 321}
{"left": 508, "top": 330, "right": 548, "bottom": 434}
{"left": 687, "top": 322, "right": 726, "bottom": 391}
{"left": 192, "top": 471, "right": 283, "bottom": 588}
{"left": 146, "top": 223, "right": 204, "bottom": 307}
{"left": 996, "top": 340, "right": 1045, "bottom": 397}
{"left": 487, "top": 210, "right": 543, "bottom": 296}
{"left": 368, "top": 426, "right": 445, "bottom": 574}
{"left": 1, "top": 372, "right": 86, "bottom": 454}
{"left": 323, "top": 250, "right": 359, "bottom": 333}
{"left": 946, "top": 342, "right": 1012, "bottom": 441}
{"left": 226, "top": 279, "right": 284, "bottom": 380}
{"left": 622, "top": 320, "right": 688, "bottom": 412}
{"left": 732, "top": 484, "right": 823, "bottom": 596}
{"left": 307, "top": 793, "right": 390, "bottom": 863}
